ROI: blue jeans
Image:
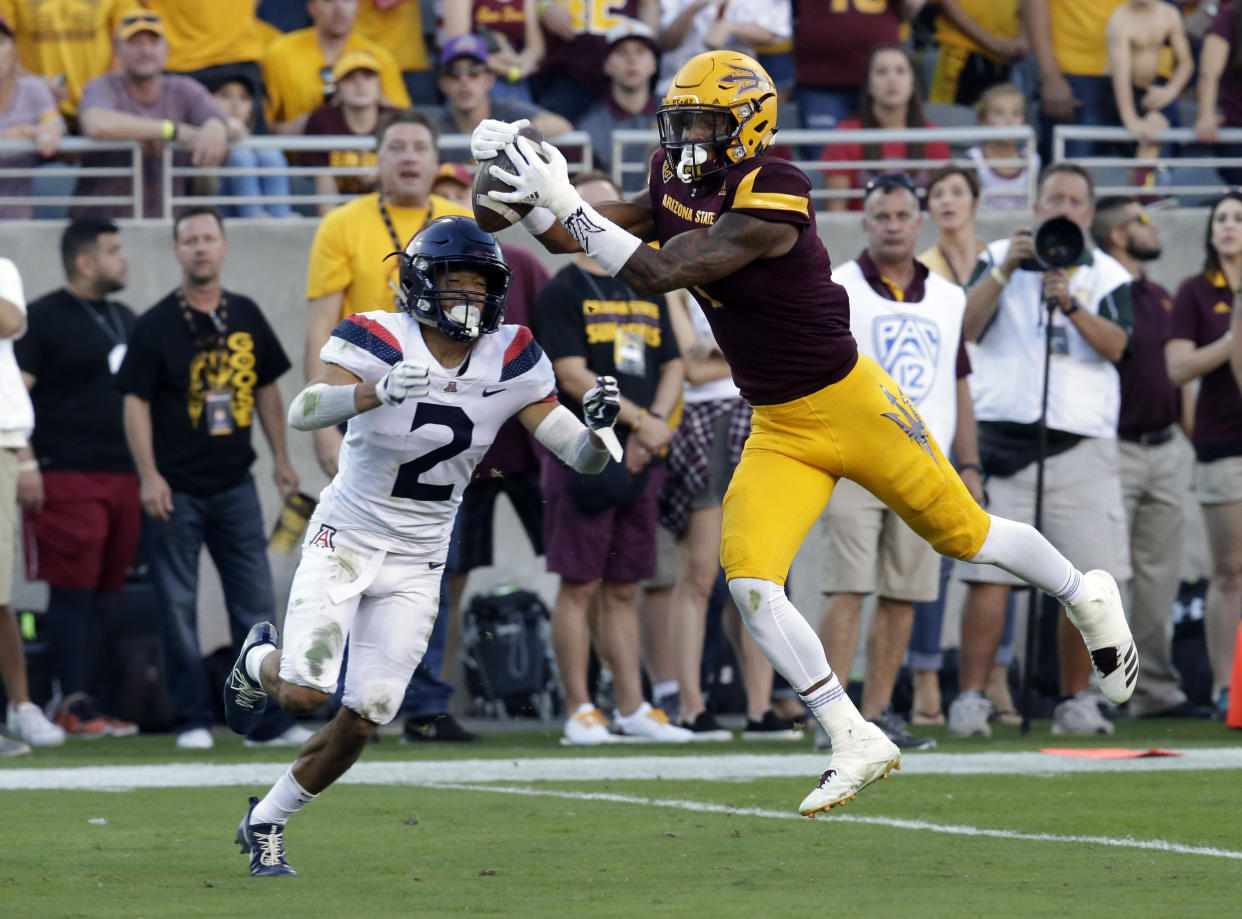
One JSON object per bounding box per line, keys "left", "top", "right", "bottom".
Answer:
{"left": 398, "top": 515, "right": 459, "bottom": 719}
{"left": 794, "top": 86, "right": 857, "bottom": 131}
{"left": 142, "top": 476, "right": 294, "bottom": 739}
{"left": 219, "top": 147, "right": 293, "bottom": 218}
{"left": 908, "top": 559, "right": 1017, "bottom": 671}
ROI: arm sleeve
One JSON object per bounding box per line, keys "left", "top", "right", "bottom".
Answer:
{"left": 306, "top": 211, "right": 353, "bottom": 299}
{"left": 320, "top": 313, "right": 404, "bottom": 381}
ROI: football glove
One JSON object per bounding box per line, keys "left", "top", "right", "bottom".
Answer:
{"left": 470, "top": 117, "right": 531, "bottom": 161}
{"left": 488, "top": 136, "right": 580, "bottom": 220}
{"left": 582, "top": 375, "right": 621, "bottom": 431}
{"left": 376, "top": 360, "right": 430, "bottom": 406}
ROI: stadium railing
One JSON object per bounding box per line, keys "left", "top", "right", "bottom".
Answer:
{"left": 0, "top": 137, "right": 143, "bottom": 216}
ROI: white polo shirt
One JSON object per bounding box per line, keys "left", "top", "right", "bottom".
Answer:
{"left": 0, "top": 257, "right": 32, "bottom": 448}
{"left": 968, "top": 240, "right": 1132, "bottom": 439}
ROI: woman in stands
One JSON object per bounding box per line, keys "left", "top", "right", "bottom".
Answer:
{"left": 208, "top": 74, "right": 292, "bottom": 218}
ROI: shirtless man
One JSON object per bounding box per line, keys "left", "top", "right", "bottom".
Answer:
{"left": 1106, "top": 0, "right": 1194, "bottom": 146}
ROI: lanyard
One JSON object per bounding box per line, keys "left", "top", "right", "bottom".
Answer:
{"left": 67, "top": 290, "right": 126, "bottom": 346}
{"left": 378, "top": 193, "right": 434, "bottom": 253}
{"left": 178, "top": 289, "right": 230, "bottom": 364}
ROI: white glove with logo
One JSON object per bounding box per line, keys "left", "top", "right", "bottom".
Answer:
{"left": 582, "top": 375, "right": 623, "bottom": 462}
{"left": 376, "top": 360, "right": 430, "bottom": 406}
{"left": 488, "top": 136, "right": 581, "bottom": 220}
{"left": 470, "top": 117, "right": 531, "bottom": 161}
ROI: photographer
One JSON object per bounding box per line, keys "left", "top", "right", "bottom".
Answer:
{"left": 951, "top": 163, "right": 1134, "bottom": 738}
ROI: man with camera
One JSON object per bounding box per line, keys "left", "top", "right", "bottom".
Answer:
{"left": 951, "top": 163, "right": 1134, "bottom": 737}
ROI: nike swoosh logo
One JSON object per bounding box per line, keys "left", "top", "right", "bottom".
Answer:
{"left": 429, "top": 562, "right": 443, "bottom": 569}
{"left": 482, "top": 387, "right": 505, "bottom": 397}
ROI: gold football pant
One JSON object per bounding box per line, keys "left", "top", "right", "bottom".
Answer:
{"left": 721, "top": 354, "right": 991, "bottom": 584}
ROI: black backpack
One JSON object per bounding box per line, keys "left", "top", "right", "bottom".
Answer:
{"left": 461, "top": 587, "right": 560, "bottom": 719}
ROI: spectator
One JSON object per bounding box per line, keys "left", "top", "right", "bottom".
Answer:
{"left": 965, "top": 83, "right": 1039, "bottom": 211}
{"left": 951, "top": 163, "right": 1133, "bottom": 738}
{"left": 0, "top": 256, "right": 65, "bottom": 753}
{"left": 442, "top": 0, "right": 546, "bottom": 103}
{"left": 814, "top": 174, "right": 978, "bottom": 753}
{"left": 261, "top": 0, "right": 410, "bottom": 135}
{"left": 75, "top": 12, "right": 239, "bottom": 220}
{"left": 1194, "top": 2, "right": 1242, "bottom": 185}
{"left": 302, "top": 110, "right": 476, "bottom": 742}
{"left": 434, "top": 34, "right": 572, "bottom": 164}
{"left": 303, "top": 50, "right": 396, "bottom": 215}
{"left": 427, "top": 162, "right": 552, "bottom": 683}
{"left": 918, "top": 164, "right": 985, "bottom": 286}
{"left": 578, "top": 20, "right": 661, "bottom": 192}
{"left": 208, "top": 73, "right": 293, "bottom": 218}
{"left": 14, "top": 221, "right": 140, "bottom": 738}
{"left": 531, "top": 170, "right": 689, "bottom": 745}
{"left": 533, "top": 0, "right": 659, "bottom": 123}
{"left": 927, "top": 0, "right": 1025, "bottom": 106}
{"left": 0, "top": 0, "right": 141, "bottom": 122}
{"left": 353, "top": 0, "right": 436, "bottom": 106}
{"left": 115, "top": 207, "right": 307, "bottom": 751}
{"left": 822, "top": 45, "right": 951, "bottom": 211}
{"left": 1167, "top": 191, "right": 1242, "bottom": 719}
{"left": 793, "top": 0, "right": 924, "bottom": 134}
{"left": 656, "top": 0, "right": 790, "bottom": 97}
{"left": 1106, "top": 0, "right": 1193, "bottom": 147}
{"left": 1093, "top": 196, "right": 1206, "bottom": 719}
{"left": 0, "top": 16, "right": 64, "bottom": 219}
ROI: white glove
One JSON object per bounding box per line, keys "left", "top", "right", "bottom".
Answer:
{"left": 471, "top": 117, "right": 530, "bottom": 161}
{"left": 376, "top": 360, "right": 430, "bottom": 406}
{"left": 582, "top": 375, "right": 621, "bottom": 431}
{"left": 488, "top": 136, "right": 581, "bottom": 220}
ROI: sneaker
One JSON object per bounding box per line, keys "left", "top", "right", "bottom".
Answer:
{"left": 562, "top": 703, "right": 614, "bottom": 745}
{"left": 244, "top": 724, "right": 315, "bottom": 747}
{"left": 798, "top": 721, "right": 901, "bottom": 817}
{"left": 224, "top": 622, "right": 278, "bottom": 735}
{"left": 105, "top": 715, "right": 140, "bottom": 738}
{"left": 0, "top": 735, "right": 31, "bottom": 757}
{"left": 176, "top": 727, "right": 214, "bottom": 750}
{"left": 236, "top": 796, "right": 297, "bottom": 877}
{"left": 1063, "top": 570, "right": 1139, "bottom": 705}
{"left": 7, "top": 701, "right": 66, "bottom": 747}
{"left": 678, "top": 711, "right": 733, "bottom": 742}
{"left": 1052, "top": 692, "right": 1115, "bottom": 735}
{"left": 742, "top": 710, "right": 804, "bottom": 741}
{"left": 947, "top": 690, "right": 994, "bottom": 738}
{"left": 402, "top": 713, "right": 479, "bottom": 743}
{"left": 54, "top": 695, "right": 109, "bottom": 738}
{"left": 612, "top": 702, "right": 694, "bottom": 742}
{"left": 870, "top": 713, "right": 937, "bottom": 751}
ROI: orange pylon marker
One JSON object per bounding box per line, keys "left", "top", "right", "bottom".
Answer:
{"left": 1228, "top": 620, "right": 1242, "bottom": 729}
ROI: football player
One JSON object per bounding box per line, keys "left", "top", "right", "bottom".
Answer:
{"left": 472, "top": 50, "right": 1140, "bottom": 816}
{"left": 222, "top": 216, "right": 622, "bottom": 876}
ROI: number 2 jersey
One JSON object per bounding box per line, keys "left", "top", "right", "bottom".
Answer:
{"left": 315, "top": 312, "right": 557, "bottom": 554}
{"left": 647, "top": 149, "right": 858, "bottom": 405}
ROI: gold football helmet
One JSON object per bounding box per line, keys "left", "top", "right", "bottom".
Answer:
{"left": 657, "top": 50, "right": 778, "bottom": 183}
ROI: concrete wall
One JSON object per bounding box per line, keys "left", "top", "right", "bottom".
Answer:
{"left": 2, "top": 209, "right": 1214, "bottom": 665}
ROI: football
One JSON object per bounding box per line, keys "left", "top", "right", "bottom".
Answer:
{"left": 471, "top": 124, "right": 546, "bottom": 234}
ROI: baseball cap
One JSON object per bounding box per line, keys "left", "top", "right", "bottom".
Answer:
{"left": 605, "top": 18, "right": 658, "bottom": 55}
{"left": 116, "top": 11, "right": 166, "bottom": 41}
{"left": 440, "top": 33, "right": 489, "bottom": 70}
{"left": 332, "top": 49, "right": 382, "bottom": 83}
{"left": 0, "top": 16, "right": 13, "bottom": 39}
{"left": 434, "top": 163, "right": 474, "bottom": 189}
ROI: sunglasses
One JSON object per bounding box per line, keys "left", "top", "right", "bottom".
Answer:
{"left": 120, "top": 13, "right": 162, "bottom": 27}
{"left": 445, "top": 62, "right": 487, "bottom": 80}
{"left": 864, "top": 172, "right": 919, "bottom": 196}
{"left": 1126, "top": 211, "right": 1152, "bottom": 226}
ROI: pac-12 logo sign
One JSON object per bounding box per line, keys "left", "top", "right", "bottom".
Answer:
{"left": 873, "top": 315, "right": 939, "bottom": 403}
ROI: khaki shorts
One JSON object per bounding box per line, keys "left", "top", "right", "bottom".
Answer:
{"left": 820, "top": 478, "right": 941, "bottom": 602}
{"left": 1195, "top": 454, "right": 1242, "bottom": 505}
{"left": 0, "top": 449, "right": 17, "bottom": 604}
{"left": 644, "top": 524, "right": 679, "bottom": 590}
{"left": 961, "top": 436, "right": 1131, "bottom": 585}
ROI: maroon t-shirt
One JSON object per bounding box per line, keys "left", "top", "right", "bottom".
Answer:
{"left": 472, "top": 243, "right": 550, "bottom": 479}
{"left": 539, "top": 0, "right": 642, "bottom": 99}
{"left": 1170, "top": 272, "right": 1242, "bottom": 457}
{"left": 822, "top": 117, "right": 954, "bottom": 211}
{"left": 648, "top": 149, "right": 857, "bottom": 405}
{"left": 1118, "top": 276, "right": 1180, "bottom": 436}
{"left": 302, "top": 104, "right": 396, "bottom": 196}
{"left": 794, "top": 1, "right": 901, "bottom": 90}
{"left": 472, "top": 0, "right": 529, "bottom": 51}
{"left": 1209, "top": 4, "right": 1242, "bottom": 128}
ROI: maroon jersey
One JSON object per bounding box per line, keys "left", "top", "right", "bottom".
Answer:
{"left": 794, "top": 1, "right": 901, "bottom": 89}
{"left": 539, "top": 0, "right": 641, "bottom": 98}
{"left": 647, "top": 149, "right": 857, "bottom": 405}
{"left": 472, "top": 0, "right": 529, "bottom": 52}
{"left": 1117, "top": 276, "right": 1179, "bottom": 436}
{"left": 1170, "top": 272, "right": 1242, "bottom": 458}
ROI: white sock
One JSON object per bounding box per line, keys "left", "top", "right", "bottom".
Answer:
{"left": 652, "top": 680, "right": 679, "bottom": 701}
{"left": 251, "top": 766, "right": 317, "bottom": 827}
{"left": 799, "top": 673, "right": 867, "bottom": 748}
{"left": 968, "top": 515, "right": 1084, "bottom": 605}
{"left": 245, "top": 644, "right": 277, "bottom": 685}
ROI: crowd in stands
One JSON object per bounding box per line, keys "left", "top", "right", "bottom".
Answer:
{"left": 3, "top": 1, "right": 1242, "bottom": 757}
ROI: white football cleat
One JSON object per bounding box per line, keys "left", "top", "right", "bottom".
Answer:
{"left": 799, "top": 721, "right": 901, "bottom": 817}
{"left": 1063, "top": 570, "right": 1139, "bottom": 705}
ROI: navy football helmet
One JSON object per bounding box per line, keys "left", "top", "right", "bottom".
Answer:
{"left": 395, "top": 216, "right": 511, "bottom": 342}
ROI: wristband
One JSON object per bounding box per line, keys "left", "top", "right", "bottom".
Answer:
{"left": 1063, "top": 302, "right": 1080, "bottom": 317}
{"left": 162, "top": 119, "right": 176, "bottom": 141}
{"left": 17, "top": 459, "right": 39, "bottom": 473}
{"left": 956, "top": 462, "right": 984, "bottom": 475}
{"left": 649, "top": 409, "right": 665, "bottom": 420}
{"left": 990, "top": 265, "right": 1009, "bottom": 287}
{"left": 560, "top": 198, "right": 644, "bottom": 276}
{"left": 507, "top": 65, "right": 522, "bottom": 83}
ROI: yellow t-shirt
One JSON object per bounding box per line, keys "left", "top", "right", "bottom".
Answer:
{"left": 934, "top": 0, "right": 1020, "bottom": 59}
{"left": 261, "top": 29, "right": 412, "bottom": 126}
{"left": 306, "top": 193, "right": 472, "bottom": 319}
{"left": 353, "top": 0, "right": 430, "bottom": 74}
{"left": 143, "top": 0, "right": 266, "bottom": 72}
{"left": 0, "top": 0, "right": 143, "bottom": 117}
{"left": 1051, "top": 0, "right": 1126, "bottom": 77}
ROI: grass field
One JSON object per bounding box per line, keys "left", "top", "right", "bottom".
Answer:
{"left": 3, "top": 717, "right": 1241, "bottom": 918}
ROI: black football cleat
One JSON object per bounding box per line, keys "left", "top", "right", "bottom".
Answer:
{"left": 236, "top": 795, "right": 297, "bottom": 877}
{"left": 224, "top": 622, "right": 277, "bottom": 735}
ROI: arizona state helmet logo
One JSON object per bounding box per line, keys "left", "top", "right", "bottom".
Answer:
{"left": 717, "top": 63, "right": 768, "bottom": 96}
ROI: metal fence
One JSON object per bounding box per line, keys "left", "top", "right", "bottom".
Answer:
{"left": 0, "top": 137, "right": 143, "bottom": 215}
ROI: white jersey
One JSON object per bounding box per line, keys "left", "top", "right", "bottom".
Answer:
{"left": 315, "top": 311, "right": 557, "bottom": 554}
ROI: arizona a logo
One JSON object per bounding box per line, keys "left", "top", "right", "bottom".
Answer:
{"left": 310, "top": 523, "right": 336, "bottom": 550}
{"left": 873, "top": 315, "right": 939, "bottom": 403}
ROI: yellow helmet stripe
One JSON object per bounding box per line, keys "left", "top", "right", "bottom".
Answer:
{"left": 732, "top": 167, "right": 808, "bottom": 217}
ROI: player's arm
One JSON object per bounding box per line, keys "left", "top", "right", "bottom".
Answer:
{"left": 527, "top": 199, "right": 657, "bottom": 253}
{"left": 518, "top": 375, "right": 621, "bottom": 474}
{"left": 288, "top": 360, "right": 431, "bottom": 431}
{"left": 304, "top": 292, "right": 347, "bottom": 476}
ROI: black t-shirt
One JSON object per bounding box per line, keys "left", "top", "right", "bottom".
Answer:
{"left": 13, "top": 289, "right": 138, "bottom": 473}
{"left": 531, "top": 264, "right": 677, "bottom": 420}
{"left": 114, "top": 290, "right": 291, "bottom": 496}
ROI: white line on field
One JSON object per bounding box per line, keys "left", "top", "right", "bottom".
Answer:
{"left": 433, "top": 782, "right": 1242, "bottom": 862}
